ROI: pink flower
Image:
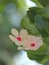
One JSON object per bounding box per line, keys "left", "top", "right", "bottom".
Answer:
{"left": 9, "top": 28, "right": 28, "bottom": 45}
{"left": 9, "top": 28, "right": 43, "bottom": 51}
{"left": 19, "top": 35, "right": 43, "bottom": 51}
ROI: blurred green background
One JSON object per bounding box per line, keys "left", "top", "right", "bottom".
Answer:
{"left": 0, "top": 0, "right": 28, "bottom": 65}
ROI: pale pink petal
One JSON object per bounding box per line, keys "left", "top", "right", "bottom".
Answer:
{"left": 28, "top": 36, "right": 43, "bottom": 50}
{"left": 27, "top": 35, "right": 36, "bottom": 42}
{"left": 9, "top": 35, "right": 23, "bottom": 45}
{"left": 11, "top": 28, "right": 19, "bottom": 37}
{"left": 15, "top": 41, "right": 23, "bottom": 46}
{"left": 22, "top": 36, "right": 43, "bottom": 51}
{"left": 33, "top": 37, "right": 43, "bottom": 50}
{"left": 22, "top": 39, "right": 31, "bottom": 49}
{"left": 9, "top": 35, "right": 17, "bottom": 42}
{"left": 20, "top": 29, "right": 28, "bottom": 40}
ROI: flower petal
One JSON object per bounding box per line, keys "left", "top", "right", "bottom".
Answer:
{"left": 20, "top": 29, "right": 28, "bottom": 40}
{"left": 9, "top": 35, "right": 23, "bottom": 46}
{"left": 21, "top": 36, "right": 43, "bottom": 51}
{"left": 9, "top": 35, "right": 17, "bottom": 42}
{"left": 33, "top": 37, "right": 43, "bottom": 50}
{"left": 11, "top": 28, "right": 19, "bottom": 37}
{"left": 27, "top": 36, "right": 43, "bottom": 51}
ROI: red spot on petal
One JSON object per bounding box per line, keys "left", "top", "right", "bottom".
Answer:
{"left": 17, "top": 37, "right": 22, "bottom": 41}
{"left": 31, "top": 43, "right": 35, "bottom": 47}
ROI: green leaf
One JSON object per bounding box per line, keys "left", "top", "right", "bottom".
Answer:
{"left": 27, "top": 7, "right": 43, "bottom": 23}
{"left": 27, "top": 6, "right": 49, "bottom": 22}
{"left": 31, "top": 0, "right": 43, "bottom": 8}
{"left": 27, "top": 44, "right": 49, "bottom": 63}
{"left": 43, "top": 5, "right": 49, "bottom": 19}
{"left": 43, "top": 60, "right": 49, "bottom": 65}
{"left": 41, "top": 53, "right": 49, "bottom": 64}
{"left": 44, "top": 37, "right": 49, "bottom": 45}
{"left": 27, "top": 53, "right": 46, "bottom": 63}
{"left": 21, "top": 15, "right": 39, "bottom": 35}
{"left": 31, "top": 0, "right": 49, "bottom": 7}
{"left": 34, "top": 15, "right": 49, "bottom": 37}
{"left": 38, "top": 0, "right": 49, "bottom": 7}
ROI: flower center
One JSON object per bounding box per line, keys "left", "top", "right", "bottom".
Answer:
{"left": 31, "top": 43, "right": 35, "bottom": 47}
{"left": 17, "top": 37, "right": 22, "bottom": 41}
